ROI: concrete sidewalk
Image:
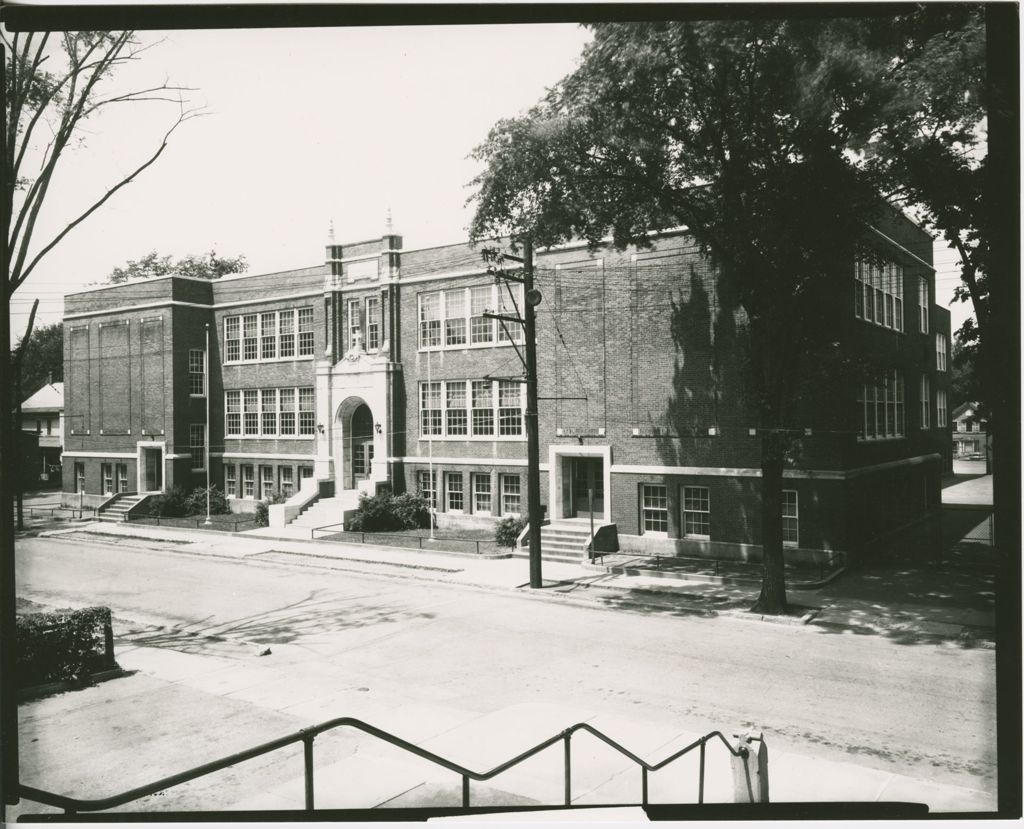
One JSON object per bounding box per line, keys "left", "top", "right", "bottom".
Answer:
{"left": 45, "top": 521, "right": 996, "bottom": 644}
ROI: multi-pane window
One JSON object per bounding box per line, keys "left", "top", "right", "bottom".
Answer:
{"left": 298, "top": 308, "right": 315, "bottom": 355}
{"left": 298, "top": 387, "right": 316, "bottom": 435}
{"left": 472, "top": 473, "right": 492, "bottom": 514}
{"left": 75, "top": 462, "right": 85, "bottom": 493}
{"left": 682, "top": 486, "right": 710, "bottom": 538}
{"left": 300, "top": 466, "right": 314, "bottom": 482}
{"left": 189, "top": 349, "right": 206, "bottom": 396}
{"left": 472, "top": 381, "right": 494, "bottom": 436}
{"left": 446, "top": 381, "right": 467, "bottom": 435}
{"left": 261, "top": 466, "right": 275, "bottom": 500}
{"left": 936, "top": 333, "right": 947, "bottom": 372}
{"left": 225, "top": 317, "right": 241, "bottom": 362}
{"left": 226, "top": 308, "right": 314, "bottom": 363}
{"left": 190, "top": 424, "right": 206, "bottom": 470}
{"left": 225, "top": 464, "right": 237, "bottom": 498}
{"left": 365, "top": 296, "right": 380, "bottom": 351}
{"left": 419, "top": 380, "right": 524, "bottom": 439}
{"left": 446, "top": 472, "right": 464, "bottom": 512}
{"left": 420, "top": 284, "right": 525, "bottom": 350}
{"left": 421, "top": 382, "right": 442, "bottom": 436}
{"left": 261, "top": 389, "right": 278, "bottom": 435}
{"left": 116, "top": 463, "right": 128, "bottom": 492}
{"left": 854, "top": 254, "right": 903, "bottom": 332}
{"left": 920, "top": 374, "right": 931, "bottom": 429}
{"left": 918, "top": 277, "right": 929, "bottom": 334}
{"left": 279, "top": 466, "right": 295, "bottom": 498}
{"left": 418, "top": 470, "right": 438, "bottom": 508}
{"left": 347, "top": 299, "right": 362, "bottom": 350}
{"left": 261, "top": 312, "right": 277, "bottom": 359}
{"left": 500, "top": 474, "right": 521, "bottom": 515}
{"left": 937, "top": 389, "right": 948, "bottom": 428}
{"left": 242, "top": 465, "right": 255, "bottom": 498}
{"left": 641, "top": 485, "right": 669, "bottom": 534}
{"left": 782, "top": 490, "right": 799, "bottom": 547}
{"left": 226, "top": 387, "right": 314, "bottom": 437}
{"left": 857, "top": 369, "right": 905, "bottom": 440}
{"left": 102, "top": 463, "right": 114, "bottom": 495}
{"left": 419, "top": 292, "right": 441, "bottom": 348}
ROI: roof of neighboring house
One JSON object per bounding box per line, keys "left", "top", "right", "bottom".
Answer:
{"left": 21, "top": 382, "right": 63, "bottom": 413}
{"left": 951, "top": 401, "right": 982, "bottom": 421}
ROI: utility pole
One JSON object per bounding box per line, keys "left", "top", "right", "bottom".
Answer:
{"left": 523, "top": 238, "right": 543, "bottom": 588}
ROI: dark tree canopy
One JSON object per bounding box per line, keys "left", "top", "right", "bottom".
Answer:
{"left": 12, "top": 322, "right": 63, "bottom": 397}
{"left": 106, "top": 250, "right": 248, "bottom": 283}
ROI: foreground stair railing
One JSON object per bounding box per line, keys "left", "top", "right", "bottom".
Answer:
{"left": 18, "top": 717, "right": 756, "bottom": 814}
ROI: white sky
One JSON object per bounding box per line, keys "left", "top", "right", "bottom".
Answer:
{"left": 10, "top": 23, "right": 971, "bottom": 341}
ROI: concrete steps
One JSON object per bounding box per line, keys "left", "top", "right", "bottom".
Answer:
{"left": 289, "top": 489, "right": 363, "bottom": 529}
{"left": 512, "top": 522, "right": 593, "bottom": 562}
{"left": 97, "top": 493, "right": 146, "bottom": 523}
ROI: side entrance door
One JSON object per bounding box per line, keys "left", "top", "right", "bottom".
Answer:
{"left": 143, "top": 448, "right": 163, "bottom": 492}
{"left": 571, "top": 457, "right": 604, "bottom": 518}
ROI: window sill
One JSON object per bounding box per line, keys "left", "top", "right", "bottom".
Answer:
{"left": 226, "top": 435, "right": 317, "bottom": 440}
{"left": 223, "top": 356, "right": 316, "bottom": 366}
{"left": 418, "top": 341, "right": 523, "bottom": 353}
{"left": 684, "top": 534, "right": 710, "bottom": 541}
{"left": 857, "top": 436, "right": 906, "bottom": 443}
{"left": 641, "top": 530, "right": 669, "bottom": 538}
{"left": 419, "top": 436, "right": 526, "bottom": 442}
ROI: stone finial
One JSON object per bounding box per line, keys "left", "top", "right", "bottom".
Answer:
{"left": 385, "top": 206, "right": 393, "bottom": 235}
{"left": 328, "top": 218, "right": 336, "bottom": 243}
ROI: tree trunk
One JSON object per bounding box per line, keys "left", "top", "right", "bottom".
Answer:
{"left": 752, "top": 431, "right": 789, "bottom": 615}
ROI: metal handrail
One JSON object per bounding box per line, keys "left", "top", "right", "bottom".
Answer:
{"left": 17, "top": 717, "right": 749, "bottom": 815}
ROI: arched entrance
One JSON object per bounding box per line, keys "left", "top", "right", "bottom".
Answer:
{"left": 334, "top": 397, "right": 377, "bottom": 491}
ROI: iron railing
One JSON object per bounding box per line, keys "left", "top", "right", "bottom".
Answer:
{"left": 17, "top": 718, "right": 750, "bottom": 815}
{"left": 309, "top": 527, "right": 491, "bottom": 555}
{"left": 14, "top": 506, "right": 97, "bottom": 521}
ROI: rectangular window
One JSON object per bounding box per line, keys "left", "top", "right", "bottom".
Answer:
{"left": 101, "top": 463, "right": 113, "bottom": 496}
{"left": 242, "top": 314, "right": 259, "bottom": 361}
{"left": 446, "top": 381, "right": 467, "bottom": 436}
{"left": 348, "top": 299, "right": 362, "bottom": 351}
{"left": 470, "top": 286, "right": 494, "bottom": 344}
{"left": 226, "top": 390, "right": 241, "bottom": 436}
{"left": 75, "top": 462, "right": 85, "bottom": 493}
{"left": 421, "top": 382, "right": 442, "bottom": 436}
{"left": 446, "top": 472, "right": 464, "bottom": 512}
{"left": 497, "top": 380, "right": 524, "bottom": 436}
{"left": 854, "top": 253, "right": 903, "bottom": 332}
{"left": 472, "top": 473, "right": 492, "bottom": 515}
{"left": 641, "top": 484, "right": 669, "bottom": 534}
{"left": 500, "top": 474, "right": 521, "bottom": 516}
{"left": 225, "top": 317, "right": 241, "bottom": 362}
{"left": 858, "top": 370, "right": 905, "bottom": 440}
{"left": 496, "top": 284, "right": 524, "bottom": 342}
{"left": 298, "top": 307, "right": 315, "bottom": 356}
{"left": 918, "top": 277, "right": 929, "bottom": 334}
{"left": 225, "top": 464, "right": 237, "bottom": 498}
{"left": 279, "top": 310, "right": 295, "bottom": 358}
{"left": 190, "top": 424, "right": 206, "bottom": 470}
{"left": 261, "top": 389, "right": 278, "bottom": 435}
{"left": 300, "top": 466, "right": 314, "bottom": 481}
{"left": 279, "top": 466, "right": 295, "bottom": 498}
{"left": 419, "top": 292, "right": 442, "bottom": 348}
{"left": 298, "top": 387, "right": 316, "bottom": 435}
{"left": 682, "top": 486, "right": 710, "bottom": 538}
{"left": 243, "top": 390, "right": 259, "bottom": 435}
{"left": 189, "top": 349, "right": 206, "bottom": 396}
{"left": 920, "top": 374, "right": 931, "bottom": 429}
{"left": 472, "top": 380, "right": 494, "bottom": 436}
{"left": 279, "top": 388, "right": 296, "bottom": 436}
{"left": 260, "top": 312, "right": 277, "bottom": 360}
{"left": 242, "top": 465, "right": 255, "bottom": 499}
{"left": 418, "top": 470, "right": 438, "bottom": 508}
{"left": 936, "top": 333, "right": 947, "bottom": 372}
{"left": 365, "top": 296, "right": 380, "bottom": 351}
{"left": 782, "top": 490, "right": 799, "bottom": 547}
{"left": 261, "top": 466, "right": 275, "bottom": 500}
{"left": 937, "top": 389, "right": 948, "bottom": 427}
{"left": 116, "top": 463, "right": 128, "bottom": 492}
{"left": 444, "top": 289, "right": 466, "bottom": 346}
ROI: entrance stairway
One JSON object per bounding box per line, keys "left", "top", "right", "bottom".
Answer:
{"left": 97, "top": 493, "right": 146, "bottom": 523}
{"left": 512, "top": 521, "right": 593, "bottom": 562}
{"left": 290, "top": 489, "right": 363, "bottom": 531}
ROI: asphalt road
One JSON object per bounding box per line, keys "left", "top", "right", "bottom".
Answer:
{"left": 16, "top": 534, "right": 997, "bottom": 796}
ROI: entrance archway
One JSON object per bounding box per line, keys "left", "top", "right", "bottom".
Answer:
{"left": 334, "top": 397, "right": 376, "bottom": 491}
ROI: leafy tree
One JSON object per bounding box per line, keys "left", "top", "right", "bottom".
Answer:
{"left": 950, "top": 334, "right": 983, "bottom": 415}
{"left": 469, "top": 17, "right": 976, "bottom": 614}
{"left": 107, "top": 250, "right": 247, "bottom": 283}
{"left": 12, "top": 322, "right": 63, "bottom": 397}
{"left": 2, "top": 29, "right": 197, "bottom": 787}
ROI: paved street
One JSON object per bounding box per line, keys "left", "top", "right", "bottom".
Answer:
{"left": 14, "top": 533, "right": 997, "bottom": 813}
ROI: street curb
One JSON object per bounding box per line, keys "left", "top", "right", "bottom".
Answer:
{"left": 580, "top": 562, "right": 848, "bottom": 591}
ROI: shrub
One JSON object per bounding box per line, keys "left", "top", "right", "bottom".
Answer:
{"left": 16, "top": 606, "right": 114, "bottom": 687}
{"left": 346, "top": 491, "right": 431, "bottom": 532}
{"left": 254, "top": 492, "right": 287, "bottom": 527}
{"left": 495, "top": 515, "right": 527, "bottom": 548}
{"left": 147, "top": 485, "right": 190, "bottom": 518}
{"left": 185, "top": 485, "right": 231, "bottom": 517}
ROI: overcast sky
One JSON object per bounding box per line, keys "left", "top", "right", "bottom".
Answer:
{"left": 11, "top": 22, "right": 970, "bottom": 342}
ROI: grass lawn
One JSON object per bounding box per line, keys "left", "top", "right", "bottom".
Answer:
{"left": 318, "top": 526, "right": 512, "bottom": 556}
{"left": 129, "top": 514, "right": 258, "bottom": 532}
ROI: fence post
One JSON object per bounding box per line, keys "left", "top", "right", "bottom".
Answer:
{"left": 563, "top": 731, "right": 572, "bottom": 806}
{"left": 730, "top": 733, "right": 769, "bottom": 803}
{"left": 462, "top": 775, "right": 470, "bottom": 808}
{"left": 303, "top": 732, "right": 315, "bottom": 810}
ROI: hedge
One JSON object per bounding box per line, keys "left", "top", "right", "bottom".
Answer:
{"left": 16, "top": 606, "right": 116, "bottom": 687}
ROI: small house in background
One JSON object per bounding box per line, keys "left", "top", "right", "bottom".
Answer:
{"left": 20, "top": 379, "right": 64, "bottom": 487}
{"left": 951, "top": 402, "right": 989, "bottom": 463}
